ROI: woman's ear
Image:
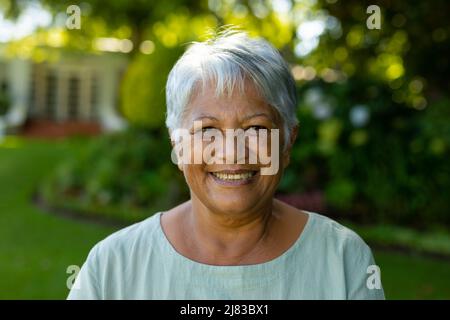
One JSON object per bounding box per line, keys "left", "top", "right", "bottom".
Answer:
{"left": 282, "top": 125, "right": 299, "bottom": 169}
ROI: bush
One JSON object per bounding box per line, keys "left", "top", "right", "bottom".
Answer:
{"left": 120, "top": 43, "right": 183, "bottom": 129}
{"left": 40, "top": 127, "right": 189, "bottom": 224}
{"left": 279, "top": 82, "right": 450, "bottom": 228}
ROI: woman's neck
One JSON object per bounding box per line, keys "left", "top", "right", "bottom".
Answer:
{"left": 183, "top": 195, "right": 279, "bottom": 264}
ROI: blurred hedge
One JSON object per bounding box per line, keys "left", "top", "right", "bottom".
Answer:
{"left": 40, "top": 127, "right": 189, "bottom": 224}
{"left": 279, "top": 82, "right": 449, "bottom": 228}
{"left": 120, "top": 43, "right": 183, "bottom": 129}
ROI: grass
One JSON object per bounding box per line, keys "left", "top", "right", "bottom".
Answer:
{"left": 0, "top": 135, "right": 449, "bottom": 299}
{"left": 374, "top": 251, "right": 450, "bottom": 299}
{"left": 0, "top": 136, "right": 115, "bottom": 299}
{"left": 343, "top": 221, "right": 450, "bottom": 259}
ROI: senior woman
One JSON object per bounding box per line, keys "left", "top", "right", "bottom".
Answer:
{"left": 68, "top": 30, "right": 384, "bottom": 300}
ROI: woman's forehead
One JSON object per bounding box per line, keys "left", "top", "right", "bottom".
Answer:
{"left": 192, "top": 77, "right": 261, "bottom": 101}
{"left": 186, "top": 80, "right": 277, "bottom": 120}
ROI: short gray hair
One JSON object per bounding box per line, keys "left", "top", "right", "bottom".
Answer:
{"left": 165, "top": 29, "right": 298, "bottom": 147}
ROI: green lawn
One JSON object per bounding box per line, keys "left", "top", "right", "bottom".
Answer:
{"left": 0, "top": 136, "right": 115, "bottom": 299}
{"left": 0, "top": 136, "right": 449, "bottom": 299}
{"left": 375, "top": 251, "right": 450, "bottom": 299}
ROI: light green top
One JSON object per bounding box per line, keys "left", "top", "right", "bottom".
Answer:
{"left": 67, "top": 211, "right": 385, "bottom": 300}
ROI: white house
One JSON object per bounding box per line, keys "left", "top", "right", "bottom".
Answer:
{"left": 0, "top": 43, "right": 129, "bottom": 136}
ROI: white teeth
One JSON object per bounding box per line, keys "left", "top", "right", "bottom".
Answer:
{"left": 211, "top": 172, "right": 255, "bottom": 181}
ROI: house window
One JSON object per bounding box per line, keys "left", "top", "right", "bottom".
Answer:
{"left": 67, "top": 75, "right": 80, "bottom": 119}
{"left": 0, "top": 62, "right": 8, "bottom": 96}
{"left": 45, "top": 72, "right": 57, "bottom": 120}
{"left": 0, "top": 64, "right": 9, "bottom": 116}
{"left": 0, "top": 81, "right": 7, "bottom": 92}
{"left": 29, "top": 63, "right": 101, "bottom": 122}
{"left": 90, "top": 75, "right": 98, "bottom": 120}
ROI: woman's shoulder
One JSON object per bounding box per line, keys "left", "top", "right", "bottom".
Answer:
{"left": 305, "top": 212, "right": 384, "bottom": 299}
{"left": 276, "top": 199, "right": 367, "bottom": 250}
{"left": 305, "top": 211, "right": 372, "bottom": 255}
{"left": 309, "top": 211, "right": 361, "bottom": 237}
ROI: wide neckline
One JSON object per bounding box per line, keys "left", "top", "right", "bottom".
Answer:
{"left": 156, "top": 210, "right": 314, "bottom": 271}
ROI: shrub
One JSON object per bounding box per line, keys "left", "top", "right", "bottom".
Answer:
{"left": 40, "top": 127, "right": 189, "bottom": 224}
{"left": 120, "top": 43, "right": 183, "bottom": 129}
{"left": 279, "top": 82, "right": 450, "bottom": 228}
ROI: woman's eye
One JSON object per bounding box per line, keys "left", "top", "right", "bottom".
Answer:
{"left": 246, "top": 125, "right": 267, "bottom": 131}
{"left": 202, "top": 126, "right": 215, "bottom": 132}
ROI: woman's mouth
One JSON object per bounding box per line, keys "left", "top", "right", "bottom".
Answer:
{"left": 209, "top": 170, "right": 258, "bottom": 186}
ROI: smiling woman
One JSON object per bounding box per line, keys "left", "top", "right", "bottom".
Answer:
{"left": 67, "top": 28, "right": 385, "bottom": 300}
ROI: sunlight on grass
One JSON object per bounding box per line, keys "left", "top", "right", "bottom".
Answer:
{"left": 0, "top": 135, "right": 24, "bottom": 149}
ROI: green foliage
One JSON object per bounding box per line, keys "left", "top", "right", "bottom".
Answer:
{"left": 41, "top": 128, "right": 189, "bottom": 224}
{"left": 120, "top": 44, "right": 183, "bottom": 129}
{"left": 343, "top": 220, "right": 450, "bottom": 258}
{"left": 279, "top": 81, "right": 450, "bottom": 227}
{"left": 325, "top": 178, "right": 356, "bottom": 210}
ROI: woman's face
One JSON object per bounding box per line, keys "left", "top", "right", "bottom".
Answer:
{"left": 178, "top": 80, "right": 294, "bottom": 216}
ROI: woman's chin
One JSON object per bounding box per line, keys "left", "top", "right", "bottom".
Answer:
{"left": 198, "top": 171, "right": 274, "bottom": 214}
{"left": 205, "top": 195, "right": 260, "bottom": 215}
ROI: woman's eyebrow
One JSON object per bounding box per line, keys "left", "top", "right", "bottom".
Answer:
{"left": 193, "top": 115, "right": 219, "bottom": 121}
{"left": 242, "top": 113, "right": 276, "bottom": 125}
{"left": 242, "top": 113, "right": 271, "bottom": 121}
{"left": 192, "top": 113, "right": 274, "bottom": 123}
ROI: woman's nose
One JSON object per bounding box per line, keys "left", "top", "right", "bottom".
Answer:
{"left": 212, "top": 129, "right": 255, "bottom": 164}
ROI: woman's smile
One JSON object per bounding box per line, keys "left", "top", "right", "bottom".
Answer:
{"left": 208, "top": 169, "right": 259, "bottom": 186}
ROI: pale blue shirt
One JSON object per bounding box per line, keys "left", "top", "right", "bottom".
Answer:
{"left": 67, "top": 211, "right": 385, "bottom": 299}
